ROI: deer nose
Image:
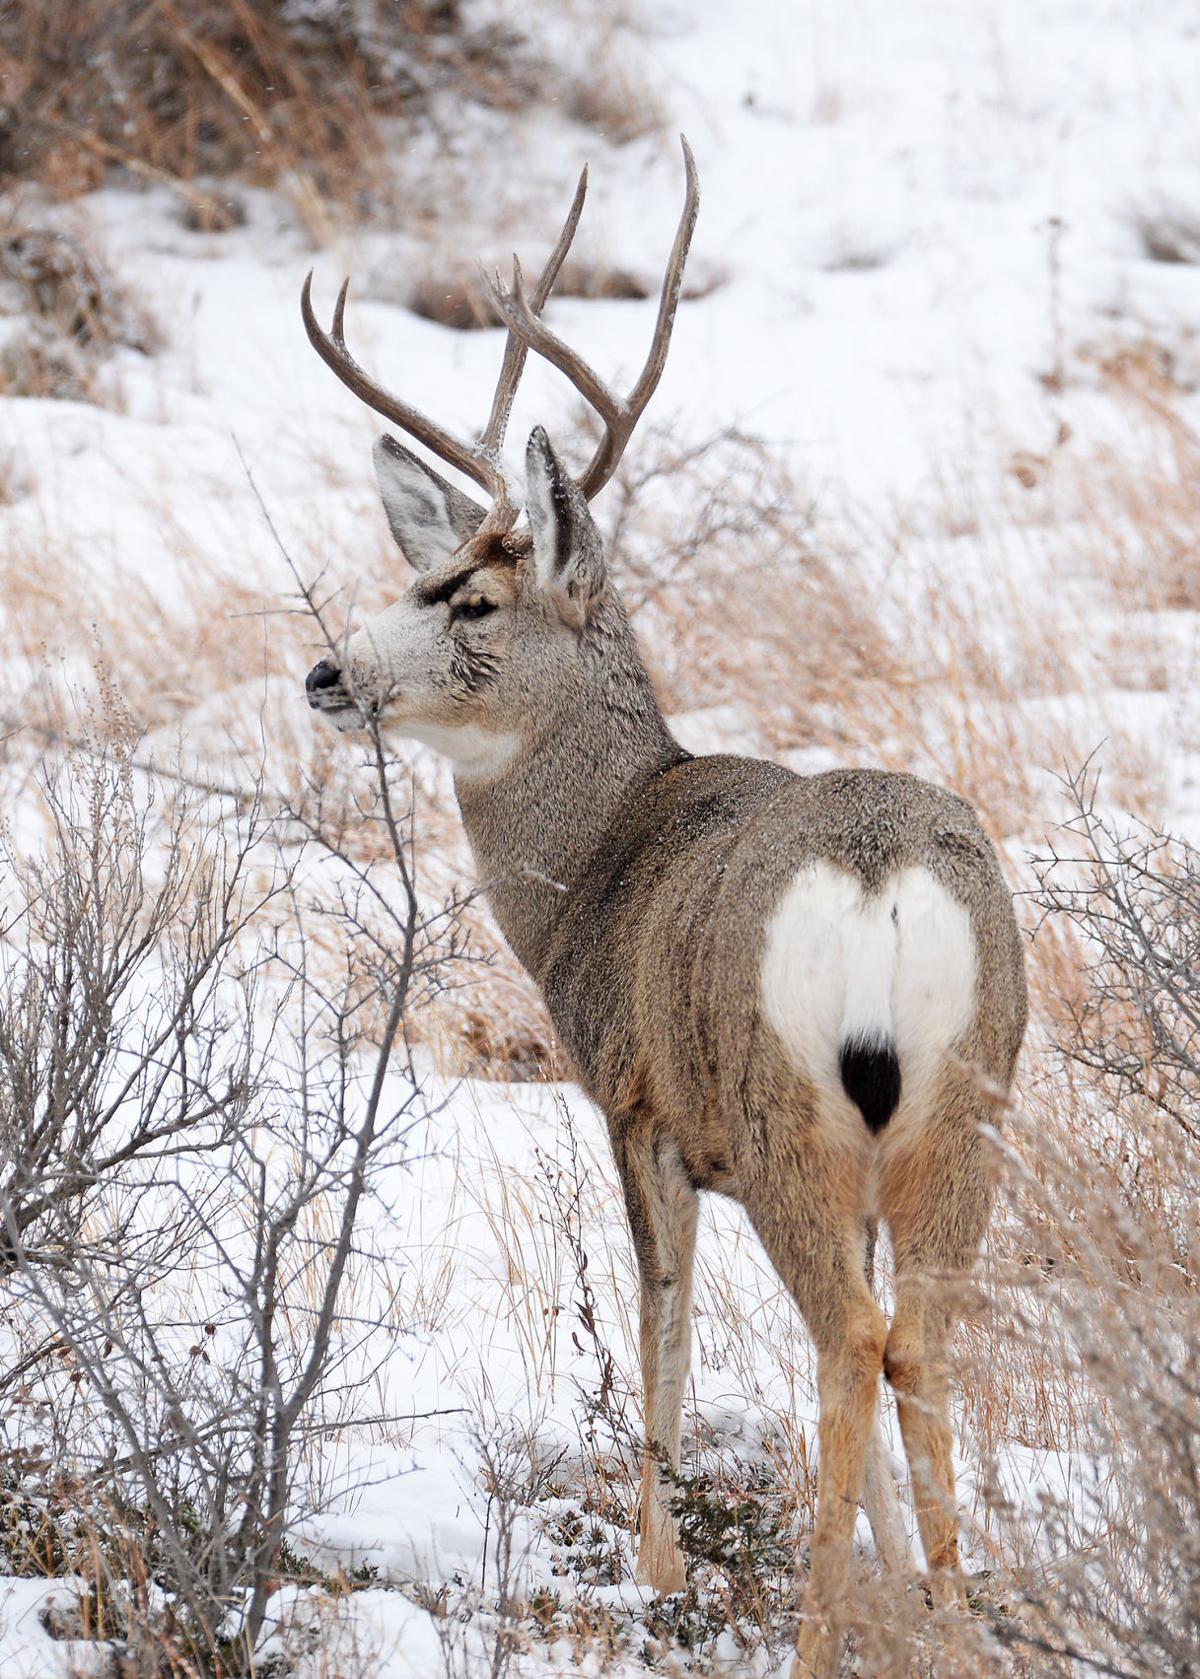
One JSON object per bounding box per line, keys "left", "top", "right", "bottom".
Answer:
{"left": 305, "top": 658, "right": 342, "bottom": 696}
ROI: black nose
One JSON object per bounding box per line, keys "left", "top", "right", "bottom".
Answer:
{"left": 306, "top": 658, "right": 342, "bottom": 695}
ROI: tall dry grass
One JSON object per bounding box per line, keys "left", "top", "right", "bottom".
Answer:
{"left": 0, "top": 1, "right": 529, "bottom": 227}
{"left": 0, "top": 0, "right": 664, "bottom": 239}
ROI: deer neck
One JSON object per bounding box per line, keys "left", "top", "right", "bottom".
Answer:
{"left": 454, "top": 603, "right": 684, "bottom": 979}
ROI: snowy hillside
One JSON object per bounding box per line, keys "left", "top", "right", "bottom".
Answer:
{"left": 1, "top": 0, "right": 1199, "bottom": 1674}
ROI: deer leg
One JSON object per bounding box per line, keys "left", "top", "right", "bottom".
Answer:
{"left": 748, "top": 1163, "right": 887, "bottom": 1679}
{"left": 862, "top": 1410, "right": 911, "bottom": 1579}
{"left": 883, "top": 1283, "right": 962, "bottom": 1600}
{"left": 619, "top": 1131, "right": 699, "bottom": 1595}
{"left": 859, "top": 1216, "right": 913, "bottom": 1580}
{"left": 879, "top": 1071, "right": 994, "bottom": 1602}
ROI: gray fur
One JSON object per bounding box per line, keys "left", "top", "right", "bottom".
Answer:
{"left": 308, "top": 429, "right": 1028, "bottom": 1674}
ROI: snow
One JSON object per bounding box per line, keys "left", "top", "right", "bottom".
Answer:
{"left": 0, "top": 1580, "right": 112, "bottom": 1678}
{"left": 2, "top": 0, "right": 1199, "bottom": 1670}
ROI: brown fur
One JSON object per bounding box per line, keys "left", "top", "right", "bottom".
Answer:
{"left": 309, "top": 434, "right": 1028, "bottom": 1678}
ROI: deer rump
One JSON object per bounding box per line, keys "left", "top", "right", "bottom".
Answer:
{"left": 759, "top": 860, "right": 977, "bottom": 1135}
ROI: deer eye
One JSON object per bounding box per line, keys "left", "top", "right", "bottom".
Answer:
{"left": 452, "top": 598, "right": 496, "bottom": 624}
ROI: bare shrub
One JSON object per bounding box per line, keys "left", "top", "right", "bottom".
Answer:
{"left": 1034, "top": 763, "right": 1200, "bottom": 1168}
{"left": 600, "top": 425, "right": 846, "bottom": 725}
{"left": 0, "top": 729, "right": 266, "bottom": 1269}
{"left": 974, "top": 766, "right": 1200, "bottom": 1676}
{"left": 0, "top": 668, "right": 471, "bottom": 1670}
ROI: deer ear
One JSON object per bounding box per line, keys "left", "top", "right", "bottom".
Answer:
{"left": 373, "top": 435, "right": 485, "bottom": 573}
{"left": 524, "top": 427, "right": 605, "bottom": 629}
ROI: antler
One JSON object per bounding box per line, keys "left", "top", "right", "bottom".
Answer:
{"left": 300, "top": 165, "right": 587, "bottom": 535}
{"left": 301, "top": 135, "right": 699, "bottom": 528}
{"left": 483, "top": 135, "right": 700, "bottom": 501}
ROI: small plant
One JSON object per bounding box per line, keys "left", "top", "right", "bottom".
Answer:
{"left": 670, "top": 1464, "right": 793, "bottom": 1584}
{"left": 545, "top": 1502, "right": 627, "bottom": 1589}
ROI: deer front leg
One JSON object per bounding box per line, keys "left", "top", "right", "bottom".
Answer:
{"left": 618, "top": 1130, "right": 699, "bottom": 1595}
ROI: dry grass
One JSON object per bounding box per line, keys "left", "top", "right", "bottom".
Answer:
{"left": 0, "top": 0, "right": 541, "bottom": 229}
{"left": 600, "top": 417, "right": 1166, "bottom": 843}
{"left": 0, "top": 332, "right": 1183, "bottom": 1081}
{"left": 0, "top": 213, "right": 160, "bottom": 403}
{"left": 1075, "top": 337, "right": 1200, "bottom": 617}
{"left": 0, "top": 0, "right": 666, "bottom": 240}
{"left": 404, "top": 259, "right": 666, "bottom": 333}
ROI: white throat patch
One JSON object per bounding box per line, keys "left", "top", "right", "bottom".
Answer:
{"left": 402, "top": 721, "right": 520, "bottom": 780}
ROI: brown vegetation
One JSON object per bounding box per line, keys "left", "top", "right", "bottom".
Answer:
{"left": 0, "top": 0, "right": 537, "bottom": 224}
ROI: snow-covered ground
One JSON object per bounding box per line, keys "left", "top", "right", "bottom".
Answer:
{"left": 2, "top": 0, "right": 1199, "bottom": 1672}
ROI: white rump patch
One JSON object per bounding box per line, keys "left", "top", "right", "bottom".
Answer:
{"left": 887, "top": 866, "right": 978, "bottom": 1097}
{"left": 759, "top": 861, "right": 976, "bottom": 1109}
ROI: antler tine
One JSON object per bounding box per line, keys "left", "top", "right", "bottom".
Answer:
{"left": 302, "top": 144, "right": 695, "bottom": 527}
{"left": 300, "top": 269, "right": 506, "bottom": 508}
{"left": 614, "top": 136, "right": 700, "bottom": 472}
{"left": 482, "top": 135, "right": 700, "bottom": 503}
{"left": 481, "top": 262, "right": 624, "bottom": 478}
{"left": 478, "top": 164, "right": 588, "bottom": 459}
{"left": 331, "top": 276, "right": 350, "bottom": 344}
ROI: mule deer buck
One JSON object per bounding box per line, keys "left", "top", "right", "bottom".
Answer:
{"left": 301, "top": 139, "right": 1027, "bottom": 1677}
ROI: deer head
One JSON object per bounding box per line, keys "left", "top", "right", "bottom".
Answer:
{"left": 302, "top": 139, "right": 699, "bottom": 778}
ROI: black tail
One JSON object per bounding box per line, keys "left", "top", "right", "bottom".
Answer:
{"left": 839, "top": 1037, "right": 902, "bottom": 1134}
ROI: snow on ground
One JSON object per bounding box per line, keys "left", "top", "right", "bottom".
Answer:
{"left": 0, "top": 1579, "right": 113, "bottom": 1679}
{"left": 2, "top": 0, "right": 1199, "bottom": 1671}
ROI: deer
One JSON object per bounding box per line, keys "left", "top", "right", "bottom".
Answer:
{"left": 300, "top": 138, "right": 1027, "bottom": 1678}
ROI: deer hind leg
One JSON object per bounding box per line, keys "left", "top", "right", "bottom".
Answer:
{"left": 619, "top": 1130, "right": 699, "bottom": 1595}
{"left": 747, "top": 1145, "right": 887, "bottom": 1679}
{"left": 859, "top": 1216, "right": 913, "bottom": 1581}
{"left": 879, "top": 1065, "right": 995, "bottom": 1601}
{"left": 862, "top": 1404, "right": 912, "bottom": 1581}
